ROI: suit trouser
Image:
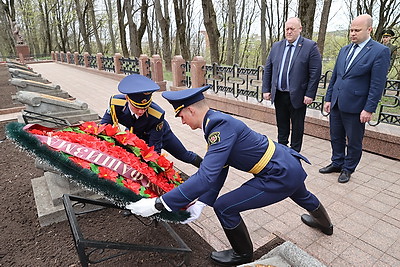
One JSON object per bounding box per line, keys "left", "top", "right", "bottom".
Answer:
{"left": 162, "top": 128, "right": 197, "bottom": 164}
{"left": 274, "top": 90, "right": 307, "bottom": 152}
{"left": 329, "top": 104, "right": 365, "bottom": 172}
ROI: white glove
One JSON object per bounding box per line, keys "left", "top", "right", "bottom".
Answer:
{"left": 125, "top": 198, "right": 161, "bottom": 217}
{"left": 181, "top": 201, "right": 207, "bottom": 224}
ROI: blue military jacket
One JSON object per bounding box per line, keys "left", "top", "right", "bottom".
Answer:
{"left": 101, "top": 94, "right": 168, "bottom": 153}
{"left": 162, "top": 109, "right": 310, "bottom": 211}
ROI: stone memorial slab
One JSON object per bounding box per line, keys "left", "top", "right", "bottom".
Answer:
{"left": 31, "top": 172, "right": 103, "bottom": 227}
{"left": 15, "top": 91, "right": 100, "bottom": 126}
{"left": 6, "top": 60, "right": 25, "bottom": 66}
{"left": 8, "top": 67, "right": 49, "bottom": 83}
{"left": 10, "top": 77, "right": 70, "bottom": 98}
{"left": 6, "top": 62, "right": 34, "bottom": 72}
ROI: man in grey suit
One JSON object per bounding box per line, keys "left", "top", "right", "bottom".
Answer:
{"left": 319, "top": 14, "right": 390, "bottom": 183}
{"left": 262, "top": 17, "right": 322, "bottom": 152}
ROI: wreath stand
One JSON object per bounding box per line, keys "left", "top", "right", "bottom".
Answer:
{"left": 62, "top": 194, "right": 192, "bottom": 267}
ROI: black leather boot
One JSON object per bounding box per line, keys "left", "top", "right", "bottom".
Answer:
{"left": 210, "top": 220, "right": 253, "bottom": 266}
{"left": 301, "top": 203, "right": 333, "bottom": 235}
{"left": 191, "top": 154, "right": 203, "bottom": 168}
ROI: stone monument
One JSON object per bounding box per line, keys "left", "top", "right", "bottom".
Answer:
{"left": 14, "top": 91, "right": 100, "bottom": 126}
{"left": 11, "top": 21, "right": 31, "bottom": 61}
{"left": 8, "top": 68, "right": 50, "bottom": 83}
{"left": 10, "top": 78, "right": 70, "bottom": 99}
{"left": 6, "top": 61, "right": 34, "bottom": 72}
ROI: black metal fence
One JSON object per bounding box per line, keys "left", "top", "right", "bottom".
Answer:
{"left": 77, "top": 54, "right": 84, "bottom": 66}
{"left": 88, "top": 54, "right": 97, "bottom": 69}
{"left": 119, "top": 57, "right": 140, "bottom": 75}
{"left": 370, "top": 80, "right": 400, "bottom": 126}
{"left": 205, "top": 63, "right": 265, "bottom": 102}
{"left": 199, "top": 62, "right": 400, "bottom": 126}
{"left": 102, "top": 56, "right": 115, "bottom": 72}
{"left": 68, "top": 53, "right": 74, "bottom": 64}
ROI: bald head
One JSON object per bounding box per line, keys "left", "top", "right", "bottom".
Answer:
{"left": 349, "top": 14, "right": 373, "bottom": 44}
{"left": 285, "top": 17, "right": 302, "bottom": 43}
{"left": 353, "top": 14, "right": 373, "bottom": 27}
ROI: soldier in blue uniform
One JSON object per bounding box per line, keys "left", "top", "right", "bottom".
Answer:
{"left": 126, "top": 86, "right": 333, "bottom": 266}
{"left": 101, "top": 74, "right": 202, "bottom": 167}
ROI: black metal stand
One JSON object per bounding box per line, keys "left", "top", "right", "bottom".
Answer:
{"left": 22, "top": 110, "right": 71, "bottom": 126}
{"left": 62, "top": 194, "right": 192, "bottom": 266}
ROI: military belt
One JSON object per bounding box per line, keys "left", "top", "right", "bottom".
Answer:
{"left": 248, "top": 137, "right": 276, "bottom": 174}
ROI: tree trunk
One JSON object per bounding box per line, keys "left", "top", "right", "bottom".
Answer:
{"left": 154, "top": 0, "right": 172, "bottom": 70}
{"left": 226, "top": 0, "right": 236, "bottom": 65}
{"left": 317, "top": 0, "right": 332, "bottom": 57}
{"left": 137, "top": 0, "right": 148, "bottom": 56}
{"left": 219, "top": 11, "right": 227, "bottom": 63}
{"left": 117, "top": 0, "right": 129, "bottom": 57}
{"left": 0, "top": 2, "right": 15, "bottom": 55}
{"left": 298, "top": 0, "right": 316, "bottom": 39}
{"left": 55, "top": 0, "right": 67, "bottom": 52}
{"left": 104, "top": 0, "right": 117, "bottom": 54}
{"left": 201, "top": 0, "right": 220, "bottom": 64}
{"left": 260, "top": 0, "right": 267, "bottom": 62}
{"left": 74, "top": 0, "right": 91, "bottom": 54}
{"left": 234, "top": 0, "right": 245, "bottom": 64}
{"left": 38, "top": 0, "right": 52, "bottom": 54}
{"left": 147, "top": 8, "right": 155, "bottom": 56}
{"left": 173, "top": 0, "right": 190, "bottom": 60}
{"left": 87, "top": 0, "right": 103, "bottom": 53}
{"left": 125, "top": 0, "right": 139, "bottom": 57}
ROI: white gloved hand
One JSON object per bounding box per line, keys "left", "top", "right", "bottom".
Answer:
{"left": 125, "top": 198, "right": 161, "bottom": 217}
{"left": 181, "top": 201, "right": 207, "bottom": 224}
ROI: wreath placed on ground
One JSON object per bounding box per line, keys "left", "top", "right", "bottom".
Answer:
{"left": 6, "top": 121, "right": 189, "bottom": 222}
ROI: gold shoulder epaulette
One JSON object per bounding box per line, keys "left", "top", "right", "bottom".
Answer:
{"left": 147, "top": 107, "right": 163, "bottom": 119}
{"left": 110, "top": 96, "right": 127, "bottom": 106}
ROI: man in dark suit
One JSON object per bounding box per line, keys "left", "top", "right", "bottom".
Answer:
{"left": 320, "top": 14, "right": 390, "bottom": 183}
{"left": 262, "top": 17, "right": 322, "bottom": 152}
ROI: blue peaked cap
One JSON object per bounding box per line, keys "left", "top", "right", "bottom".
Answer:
{"left": 118, "top": 74, "right": 160, "bottom": 108}
{"left": 162, "top": 85, "right": 211, "bottom": 116}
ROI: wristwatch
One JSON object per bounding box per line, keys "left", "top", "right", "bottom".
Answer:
{"left": 154, "top": 197, "right": 165, "bottom": 211}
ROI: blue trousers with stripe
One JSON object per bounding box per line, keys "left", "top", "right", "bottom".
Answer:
{"left": 213, "top": 180, "right": 320, "bottom": 229}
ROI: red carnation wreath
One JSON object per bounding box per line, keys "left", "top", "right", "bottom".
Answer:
{"left": 25, "top": 121, "right": 183, "bottom": 198}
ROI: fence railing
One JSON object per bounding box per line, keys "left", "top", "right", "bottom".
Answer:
{"left": 51, "top": 51, "right": 165, "bottom": 90}
{"left": 102, "top": 56, "right": 115, "bottom": 72}
{"left": 119, "top": 57, "right": 140, "bottom": 75}
{"left": 88, "top": 54, "right": 97, "bottom": 69}
{"left": 77, "top": 54, "right": 84, "bottom": 66}
{"left": 180, "top": 57, "right": 400, "bottom": 127}
{"left": 52, "top": 51, "right": 152, "bottom": 77}
{"left": 33, "top": 52, "right": 400, "bottom": 127}
{"left": 205, "top": 63, "right": 265, "bottom": 102}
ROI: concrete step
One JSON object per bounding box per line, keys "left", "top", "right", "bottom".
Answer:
{"left": 31, "top": 172, "right": 102, "bottom": 227}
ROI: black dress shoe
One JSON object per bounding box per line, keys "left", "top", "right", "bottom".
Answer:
{"left": 338, "top": 170, "right": 351, "bottom": 183}
{"left": 319, "top": 163, "right": 342, "bottom": 174}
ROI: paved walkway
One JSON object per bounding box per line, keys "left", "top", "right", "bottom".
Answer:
{"left": 4, "top": 62, "right": 400, "bottom": 266}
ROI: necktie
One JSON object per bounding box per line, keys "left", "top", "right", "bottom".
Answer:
{"left": 281, "top": 44, "right": 293, "bottom": 90}
{"left": 344, "top": 44, "right": 359, "bottom": 70}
